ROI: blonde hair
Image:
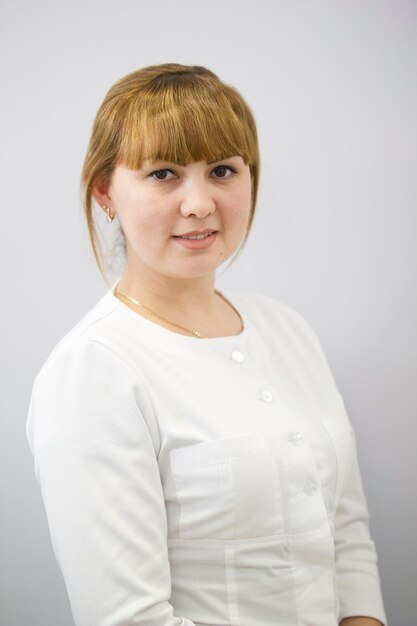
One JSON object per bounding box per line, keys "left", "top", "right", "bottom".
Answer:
{"left": 80, "top": 63, "right": 260, "bottom": 279}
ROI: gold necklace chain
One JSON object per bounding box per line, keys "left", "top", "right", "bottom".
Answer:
{"left": 113, "top": 288, "right": 244, "bottom": 339}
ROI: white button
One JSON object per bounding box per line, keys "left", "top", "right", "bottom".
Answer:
{"left": 288, "top": 431, "right": 304, "bottom": 446}
{"left": 303, "top": 483, "right": 317, "bottom": 496}
{"left": 231, "top": 350, "right": 244, "bottom": 363}
{"left": 260, "top": 389, "right": 273, "bottom": 402}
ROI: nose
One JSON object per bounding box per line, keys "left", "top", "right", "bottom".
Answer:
{"left": 180, "top": 177, "right": 216, "bottom": 218}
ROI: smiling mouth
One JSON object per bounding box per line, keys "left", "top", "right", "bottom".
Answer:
{"left": 173, "top": 231, "right": 217, "bottom": 240}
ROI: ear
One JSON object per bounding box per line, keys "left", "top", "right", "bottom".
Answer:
{"left": 91, "top": 175, "right": 113, "bottom": 212}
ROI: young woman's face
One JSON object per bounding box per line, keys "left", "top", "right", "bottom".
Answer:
{"left": 105, "top": 156, "right": 252, "bottom": 282}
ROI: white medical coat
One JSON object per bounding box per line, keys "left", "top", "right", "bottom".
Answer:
{"left": 26, "top": 281, "right": 387, "bottom": 626}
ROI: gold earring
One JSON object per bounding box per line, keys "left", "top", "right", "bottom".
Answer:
{"left": 102, "top": 204, "right": 115, "bottom": 223}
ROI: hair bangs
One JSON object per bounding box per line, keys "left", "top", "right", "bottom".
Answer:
{"left": 117, "top": 86, "right": 253, "bottom": 170}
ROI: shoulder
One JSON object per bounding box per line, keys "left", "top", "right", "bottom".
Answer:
{"left": 27, "top": 292, "right": 158, "bottom": 456}
{"left": 32, "top": 286, "right": 136, "bottom": 390}
{"left": 225, "top": 288, "right": 341, "bottom": 387}
{"left": 223, "top": 288, "right": 323, "bottom": 348}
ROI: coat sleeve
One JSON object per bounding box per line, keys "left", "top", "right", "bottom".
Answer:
{"left": 26, "top": 337, "right": 196, "bottom": 626}
{"left": 280, "top": 302, "right": 388, "bottom": 625}
{"left": 333, "top": 420, "right": 387, "bottom": 625}
{"left": 304, "top": 315, "right": 387, "bottom": 624}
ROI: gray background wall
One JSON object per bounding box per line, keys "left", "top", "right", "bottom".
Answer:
{"left": 1, "top": 1, "right": 416, "bottom": 625}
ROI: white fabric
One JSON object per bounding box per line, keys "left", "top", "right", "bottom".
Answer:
{"left": 26, "top": 281, "right": 387, "bottom": 626}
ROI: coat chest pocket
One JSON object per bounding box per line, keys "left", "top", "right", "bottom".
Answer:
{"left": 169, "top": 434, "right": 283, "bottom": 540}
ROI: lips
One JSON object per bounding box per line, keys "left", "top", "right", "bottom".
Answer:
{"left": 172, "top": 231, "right": 218, "bottom": 249}
{"left": 174, "top": 228, "right": 216, "bottom": 237}
{"left": 174, "top": 229, "right": 217, "bottom": 238}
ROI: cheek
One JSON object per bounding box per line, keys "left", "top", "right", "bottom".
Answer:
{"left": 226, "top": 190, "right": 251, "bottom": 223}
{"left": 120, "top": 196, "right": 161, "bottom": 230}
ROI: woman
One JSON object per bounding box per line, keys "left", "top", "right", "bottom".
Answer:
{"left": 26, "top": 63, "right": 387, "bottom": 626}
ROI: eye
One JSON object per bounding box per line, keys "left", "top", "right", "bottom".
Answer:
{"left": 149, "top": 169, "right": 176, "bottom": 181}
{"left": 212, "top": 165, "right": 236, "bottom": 178}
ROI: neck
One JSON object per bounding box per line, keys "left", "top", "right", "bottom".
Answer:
{"left": 115, "top": 267, "right": 219, "bottom": 316}
{"left": 114, "top": 265, "right": 243, "bottom": 339}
